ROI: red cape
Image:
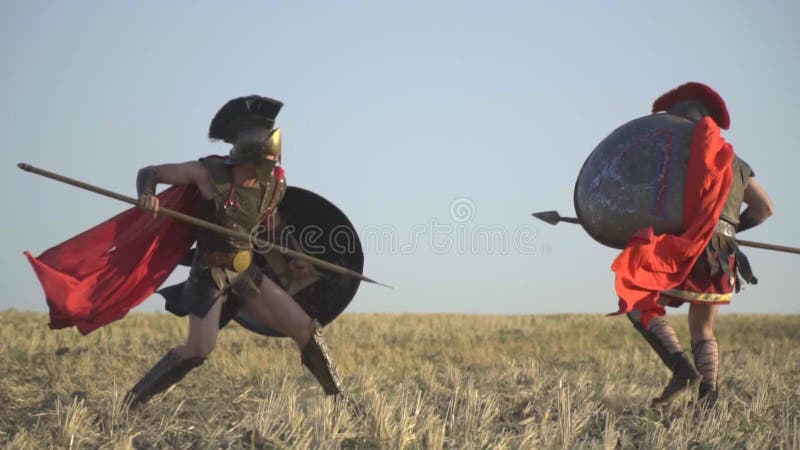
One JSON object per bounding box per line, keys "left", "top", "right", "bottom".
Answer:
{"left": 611, "top": 117, "right": 734, "bottom": 326}
{"left": 25, "top": 186, "right": 197, "bottom": 334}
{"left": 25, "top": 164, "right": 287, "bottom": 335}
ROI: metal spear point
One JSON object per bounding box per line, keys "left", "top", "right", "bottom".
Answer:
{"left": 532, "top": 209, "right": 800, "bottom": 256}
{"left": 531, "top": 210, "right": 580, "bottom": 225}
{"left": 19, "top": 163, "right": 394, "bottom": 288}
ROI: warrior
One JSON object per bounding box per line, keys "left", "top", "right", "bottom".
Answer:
{"left": 613, "top": 83, "right": 774, "bottom": 405}
{"left": 126, "top": 95, "right": 346, "bottom": 405}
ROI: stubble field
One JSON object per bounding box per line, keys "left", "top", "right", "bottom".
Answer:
{"left": 1, "top": 311, "right": 798, "bottom": 449}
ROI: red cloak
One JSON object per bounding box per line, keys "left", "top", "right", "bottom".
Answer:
{"left": 611, "top": 117, "right": 734, "bottom": 326}
{"left": 24, "top": 164, "right": 286, "bottom": 335}
{"left": 25, "top": 185, "right": 197, "bottom": 334}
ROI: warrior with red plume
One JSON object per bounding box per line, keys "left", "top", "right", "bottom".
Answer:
{"left": 616, "top": 82, "right": 774, "bottom": 405}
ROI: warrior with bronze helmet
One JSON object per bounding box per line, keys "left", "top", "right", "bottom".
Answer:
{"left": 569, "top": 82, "right": 774, "bottom": 406}
{"left": 126, "top": 95, "right": 351, "bottom": 405}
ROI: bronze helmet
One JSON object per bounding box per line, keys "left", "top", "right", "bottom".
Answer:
{"left": 208, "top": 95, "right": 284, "bottom": 166}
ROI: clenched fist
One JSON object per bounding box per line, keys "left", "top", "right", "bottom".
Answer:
{"left": 138, "top": 194, "right": 160, "bottom": 215}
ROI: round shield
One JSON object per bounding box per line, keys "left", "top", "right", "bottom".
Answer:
{"left": 574, "top": 114, "right": 696, "bottom": 249}
{"left": 234, "top": 186, "right": 364, "bottom": 337}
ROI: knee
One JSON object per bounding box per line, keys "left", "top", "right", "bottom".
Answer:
{"left": 183, "top": 337, "right": 217, "bottom": 358}
{"left": 196, "top": 340, "right": 216, "bottom": 357}
{"left": 291, "top": 317, "right": 316, "bottom": 348}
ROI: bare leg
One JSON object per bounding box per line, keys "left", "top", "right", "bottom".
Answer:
{"left": 126, "top": 299, "right": 222, "bottom": 406}
{"left": 241, "top": 277, "right": 343, "bottom": 396}
{"left": 177, "top": 297, "right": 223, "bottom": 358}
{"left": 240, "top": 276, "right": 314, "bottom": 348}
{"left": 688, "top": 303, "right": 717, "bottom": 342}
{"left": 689, "top": 303, "right": 719, "bottom": 404}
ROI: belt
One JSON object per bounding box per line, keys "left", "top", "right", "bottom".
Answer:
{"left": 715, "top": 220, "right": 736, "bottom": 238}
{"left": 711, "top": 220, "right": 758, "bottom": 287}
{"left": 196, "top": 249, "right": 253, "bottom": 272}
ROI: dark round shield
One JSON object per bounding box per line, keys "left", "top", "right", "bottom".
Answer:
{"left": 574, "top": 114, "right": 696, "bottom": 249}
{"left": 234, "top": 186, "right": 364, "bottom": 337}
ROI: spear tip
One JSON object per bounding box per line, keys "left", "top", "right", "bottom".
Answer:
{"left": 18, "top": 163, "right": 31, "bottom": 171}
{"left": 531, "top": 210, "right": 562, "bottom": 226}
{"left": 363, "top": 275, "right": 394, "bottom": 289}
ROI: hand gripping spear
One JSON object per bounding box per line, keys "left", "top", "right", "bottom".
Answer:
{"left": 19, "top": 163, "right": 393, "bottom": 288}
{"left": 532, "top": 210, "right": 800, "bottom": 255}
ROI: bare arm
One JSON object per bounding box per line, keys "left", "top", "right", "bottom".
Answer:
{"left": 138, "top": 161, "right": 209, "bottom": 189}
{"left": 737, "top": 177, "right": 774, "bottom": 233}
{"left": 137, "top": 161, "right": 212, "bottom": 212}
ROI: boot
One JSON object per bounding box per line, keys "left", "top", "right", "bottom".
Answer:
{"left": 300, "top": 321, "right": 343, "bottom": 396}
{"left": 698, "top": 383, "right": 719, "bottom": 408}
{"left": 628, "top": 315, "right": 701, "bottom": 404}
{"left": 692, "top": 339, "right": 719, "bottom": 407}
{"left": 125, "top": 349, "right": 205, "bottom": 406}
{"left": 652, "top": 351, "right": 702, "bottom": 404}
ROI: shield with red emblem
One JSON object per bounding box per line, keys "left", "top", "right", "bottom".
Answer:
{"left": 573, "top": 113, "right": 696, "bottom": 249}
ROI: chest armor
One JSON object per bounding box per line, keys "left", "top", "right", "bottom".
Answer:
{"left": 196, "top": 157, "right": 286, "bottom": 253}
{"left": 719, "top": 157, "right": 752, "bottom": 226}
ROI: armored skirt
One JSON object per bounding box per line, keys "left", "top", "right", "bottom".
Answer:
{"left": 661, "top": 226, "right": 756, "bottom": 306}
{"left": 661, "top": 255, "right": 736, "bottom": 305}
{"left": 158, "top": 256, "right": 266, "bottom": 327}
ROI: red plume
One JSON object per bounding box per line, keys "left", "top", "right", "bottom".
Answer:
{"left": 652, "top": 82, "right": 730, "bottom": 129}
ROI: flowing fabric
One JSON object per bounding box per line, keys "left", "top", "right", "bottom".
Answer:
{"left": 25, "top": 186, "right": 197, "bottom": 334}
{"left": 25, "top": 163, "right": 287, "bottom": 335}
{"left": 611, "top": 117, "right": 734, "bottom": 326}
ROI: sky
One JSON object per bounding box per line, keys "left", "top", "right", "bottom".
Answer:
{"left": 1, "top": 1, "right": 798, "bottom": 319}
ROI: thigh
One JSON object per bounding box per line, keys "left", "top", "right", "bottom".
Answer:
{"left": 657, "top": 294, "right": 685, "bottom": 308}
{"left": 241, "top": 275, "right": 313, "bottom": 344}
{"left": 689, "top": 303, "right": 718, "bottom": 324}
{"left": 688, "top": 303, "right": 718, "bottom": 340}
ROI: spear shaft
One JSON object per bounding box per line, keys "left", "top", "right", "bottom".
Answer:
{"left": 734, "top": 239, "right": 800, "bottom": 255}
{"left": 19, "top": 163, "right": 392, "bottom": 288}
{"left": 532, "top": 210, "right": 800, "bottom": 255}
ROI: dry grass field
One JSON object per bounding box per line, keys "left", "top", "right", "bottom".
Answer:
{"left": 1, "top": 310, "right": 798, "bottom": 449}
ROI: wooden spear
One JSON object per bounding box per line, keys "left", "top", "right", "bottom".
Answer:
{"left": 532, "top": 210, "right": 800, "bottom": 255}
{"left": 19, "top": 163, "right": 392, "bottom": 288}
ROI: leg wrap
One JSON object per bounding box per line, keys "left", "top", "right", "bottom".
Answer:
{"left": 653, "top": 352, "right": 702, "bottom": 404}
{"left": 125, "top": 349, "right": 205, "bottom": 406}
{"left": 692, "top": 339, "right": 719, "bottom": 404}
{"left": 628, "top": 314, "right": 683, "bottom": 368}
{"left": 300, "top": 321, "right": 343, "bottom": 396}
{"left": 628, "top": 314, "right": 700, "bottom": 404}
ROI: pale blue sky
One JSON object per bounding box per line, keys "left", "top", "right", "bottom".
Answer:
{"left": 2, "top": 1, "right": 798, "bottom": 317}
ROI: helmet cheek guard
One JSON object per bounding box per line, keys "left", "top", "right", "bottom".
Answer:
{"left": 264, "top": 128, "right": 281, "bottom": 158}
{"left": 226, "top": 127, "right": 281, "bottom": 162}
{"left": 255, "top": 159, "right": 277, "bottom": 185}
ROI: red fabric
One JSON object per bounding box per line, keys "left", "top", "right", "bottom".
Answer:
{"left": 25, "top": 186, "right": 198, "bottom": 334}
{"left": 25, "top": 164, "right": 287, "bottom": 335}
{"left": 611, "top": 117, "right": 734, "bottom": 326}
{"left": 652, "top": 82, "right": 730, "bottom": 129}
{"left": 662, "top": 256, "right": 736, "bottom": 307}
